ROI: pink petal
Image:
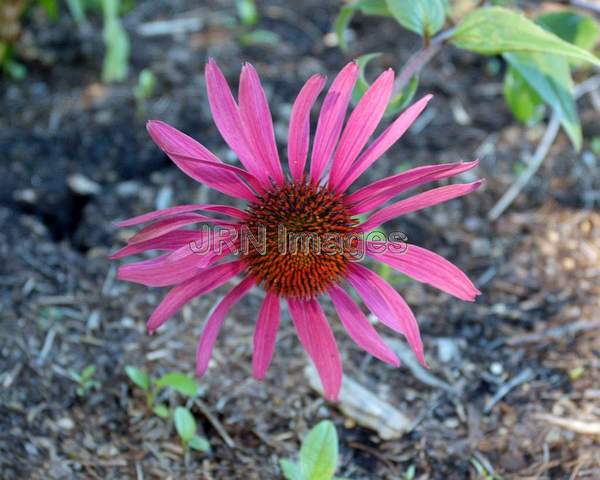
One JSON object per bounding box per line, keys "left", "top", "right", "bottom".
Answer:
{"left": 329, "top": 69, "right": 395, "bottom": 189}
{"left": 117, "top": 244, "right": 230, "bottom": 287}
{"left": 346, "top": 263, "right": 425, "bottom": 366}
{"left": 287, "top": 298, "right": 342, "bottom": 401}
{"left": 165, "top": 151, "right": 265, "bottom": 196}
{"left": 196, "top": 276, "right": 255, "bottom": 376}
{"left": 309, "top": 62, "right": 359, "bottom": 185}
{"left": 239, "top": 63, "right": 284, "bottom": 185}
{"left": 252, "top": 291, "right": 281, "bottom": 379}
{"left": 368, "top": 243, "right": 481, "bottom": 301}
{"left": 146, "top": 260, "right": 245, "bottom": 333}
{"left": 114, "top": 204, "right": 248, "bottom": 228}
{"left": 288, "top": 74, "right": 327, "bottom": 182}
{"left": 146, "top": 121, "right": 259, "bottom": 201}
{"left": 127, "top": 213, "right": 214, "bottom": 244}
{"left": 348, "top": 160, "right": 479, "bottom": 214}
{"left": 335, "top": 94, "right": 433, "bottom": 192}
{"left": 110, "top": 230, "right": 206, "bottom": 259}
{"left": 328, "top": 284, "right": 399, "bottom": 366}
{"left": 359, "top": 180, "right": 483, "bottom": 232}
{"left": 205, "top": 59, "right": 271, "bottom": 187}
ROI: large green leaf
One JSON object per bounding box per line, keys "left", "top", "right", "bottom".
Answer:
{"left": 334, "top": 0, "right": 391, "bottom": 50}
{"left": 385, "top": 0, "right": 447, "bottom": 37}
{"left": 504, "top": 52, "right": 581, "bottom": 150}
{"left": 299, "top": 420, "right": 339, "bottom": 480}
{"left": 536, "top": 11, "right": 599, "bottom": 52}
{"left": 452, "top": 7, "right": 600, "bottom": 66}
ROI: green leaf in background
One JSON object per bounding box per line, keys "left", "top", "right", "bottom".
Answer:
{"left": 504, "top": 52, "right": 581, "bottom": 150}
{"left": 38, "top": 0, "right": 59, "bottom": 21}
{"left": 280, "top": 459, "right": 303, "bottom": 480}
{"left": 125, "top": 366, "right": 150, "bottom": 391}
{"left": 503, "top": 65, "right": 544, "bottom": 124}
{"left": 153, "top": 403, "right": 170, "bottom": 418}
{"left": 174, "top": 406, "right": 196, "bottom": 443}
{"left": 101, "top": 0, "right": 130, "bottom": 82}
{"left": 334, "top": 0, "right": 391, "bottom": 51}
{"left": 386, "top": 74, "right": 418, "bottom": 116}
{"left": 236, "top": 0, "right": 258, "bottom": 26}
{"left": 133, "top": 68, "right": 157, "bottom": 101}
{"left": 80, "top": 365, "right": 96, "bottom": 382}
{"left": 239, "top": 29, "right": 280, "bottom": 46}
{"left": 299, "top": 420, "right": 339, "bottom": 480}
{"left": 451, "top": 7, "right": 600, "bottom": 66}
{"left": 351, "top": 53, "right": 418, "bottom": 116}
{"left": 385, "top": 0, "right": 447, "bottom": 38}
{"left": 188, "top": 435, "right": 211, "bottom": 452}
{"left": 351, "top": 52, "right": 382, "bottom": 103}
{"left": 66, "top": 0, "right": 87, "bottom": 24}
{"left": 154, "top": 372, "right": 199, "bottom": 397}
{"left": 536, "top": 11, "right": 599, "bottom": 53}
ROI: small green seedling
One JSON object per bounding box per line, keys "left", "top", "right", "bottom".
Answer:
{"left": 69, "top": 365, "right": 100, "bottom": 396}
{"left": 174, "top": 406, "right": 211, "bottom": 452}
{"left": 125, "top": 366, "right": 200, "bottom": 409}
{"left": 133, "top": 68, "right": 157, "bottom": 103}
{"left": 280, "top": 420, "right": 347, "bottom": 480}
{"left": 125, "top": 366, "right": 210, "bottom": 454}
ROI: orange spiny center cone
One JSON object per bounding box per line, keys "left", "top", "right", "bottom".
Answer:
{"left": 242, "top": 181, "right": 358, "bottom": 298}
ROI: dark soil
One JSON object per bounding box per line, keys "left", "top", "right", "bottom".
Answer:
{"left": 1, "top": 1, "right": 599, "bottom": 479}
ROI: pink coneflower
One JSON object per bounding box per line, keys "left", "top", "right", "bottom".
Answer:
{"left": 113, "top": 60, "right": 481, "bottom": 401}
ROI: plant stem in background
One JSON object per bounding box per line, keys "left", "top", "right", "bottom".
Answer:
{"left": 394, "top": 27, "right": 456, "bottom": 94}
{"left": 488, "top": 75, "right": 600, "bottom": 220}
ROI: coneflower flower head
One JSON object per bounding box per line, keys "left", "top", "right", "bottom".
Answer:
{"left": 113, "top": 59, "right": 482, "bottom": 401}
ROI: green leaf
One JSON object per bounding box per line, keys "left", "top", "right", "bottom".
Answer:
{"left": 351, "top": 52, "right": 418, "bottom": 117}
{"left": 386, "top": 74, "right": 418, "bottom": 116}
{"left": 80, "top": 365, "right": 96, "bottom": 382}
{"left": 125, "top": 366, "right": 150, "bottom": 391}
{"left": 154, "top": 372, "right": 199, "bottom": 397}
{"left": 351, "top": 52, "right": 382, "bottom": 104}
{"left": 333, "top": 0, "right": 391, "bottom": 51}
{"left": 174, "top": 407, "right": 196, "bottom": 443}
{"left": 66, "top": 0, "right": 87, "bottom": 24}
{"left": 504, "top": 52, "right": 581, "bottom": 150}
{"left": 153, "top": 404, "right": 170, "bottom": 418}
{"left": 280, "top": 459, "right": 303, "bottom": 480}
{"left": 38, "top": 0, "right": 59, "bottom": 21}
{"left": 236, "top": 0, "right": 258, "bottom": 26}
{"left": 451, "top": 7, "right": 600, "bottom": 66}
{"left": 239, "top": 29, "right": 280, "bottom": 46}
{"left": 385, "top": 0, "right": 446, "bottom": 37}
{"left": 503, "top": 66, "right": 544, "bottom": 124}
{"left": 133, "top": 68, "right": 157, "bottom": 101}
{"left": 537, "top": 11, "right": 599, "bottom": 52}
{"left": 299, "top": 420, "right": 339, "bottom": 480}
{"left": 101, "top": 0, "right": 130, "bottom": 83}
{"left": 189, "top": 435, "right": 211, "bottom": 452}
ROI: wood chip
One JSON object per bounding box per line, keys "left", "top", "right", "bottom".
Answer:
{"left": 305, "top": 365, "right": 413, "bottom": 440}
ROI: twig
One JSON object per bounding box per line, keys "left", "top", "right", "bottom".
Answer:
{"left": 535, "top": 413, "right": 600, "bottom": 435}
{"left": 483, "top": 368, "right": 534, "bottom": 413}
{"left": 488, "top": 111, "right": 561, "bottom": 221}
{"left": 488, "top": 76, "right": 600, "bottom": 220}
{"left": 506, "top": 319, "right": 600, "bottom": 346}
{"left": 194, "top": 398, "right": 236, "bottom": 449}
